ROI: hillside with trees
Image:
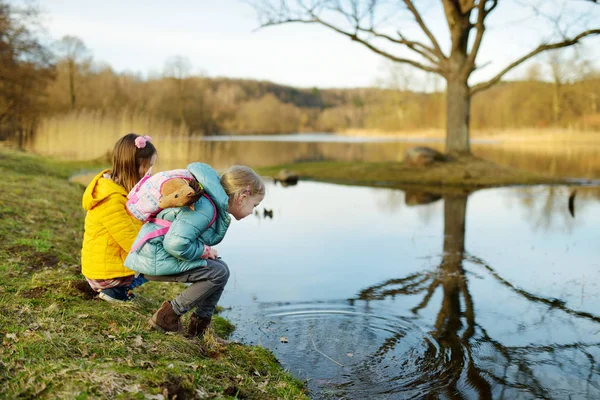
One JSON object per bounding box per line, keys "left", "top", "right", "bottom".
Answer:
{"left": 1, "top": 1, "right": 599, "bottom": 147}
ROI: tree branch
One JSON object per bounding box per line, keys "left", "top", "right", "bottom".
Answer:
{"left": 402, "top": 0, "right": 446, "bottom": 60}
{"left": 356, "top": 26, "right": 441, "bottom": 65}
{"left": 260, "top": 15, "right": 443, "bottom": 74}
{"left": 461, "top": 0, "right": 497, "bottom": 78}
{"left": 411, "top": 279, "right": 441, "bottom": 313}
{"left": 471, "top": 29, "right": 600, "bottom": 95}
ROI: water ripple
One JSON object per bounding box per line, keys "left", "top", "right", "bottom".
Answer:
{"left": 228, "top": 301, "right": 464, "bottom": 399}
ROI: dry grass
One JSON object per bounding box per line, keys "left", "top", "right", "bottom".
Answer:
{"left": 341, "top": 127, "right": 600, "bottom": 144}
{"left": 30, "top": 110, "right": 189, "bottom": 160}
{"left": 475, "top": 128, "right": 600, "bottom": 143}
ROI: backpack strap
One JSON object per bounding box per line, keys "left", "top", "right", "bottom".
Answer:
{"left": 129, "top": 194, "right": 218, "bottom": 254}
{"left": 129, "top": 218, "right": 171, "bottom": 253}
{"left": 203, "top": 193, "right": 218, "bottom": 228}
{"left": 128, "top": 168, "right": 153, "bottom": 203}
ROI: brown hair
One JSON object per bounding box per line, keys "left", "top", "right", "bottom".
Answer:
{"left": 186, "top": 178, "right": 204, "bottom": 206}
{"left": 110, "top": 133, "right": 157, "bottom": 193}
{"left": 220, "top": 165, "right": 265, "bottom": 203}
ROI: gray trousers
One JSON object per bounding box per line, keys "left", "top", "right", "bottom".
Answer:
{"left": 145, "top": 258, "right": 230, "bottom": 319}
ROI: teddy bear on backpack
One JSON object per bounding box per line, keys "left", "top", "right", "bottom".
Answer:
{"left": 126, "top": 169, "right": 203, "bottom": 222}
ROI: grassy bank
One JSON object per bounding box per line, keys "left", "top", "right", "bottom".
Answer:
{"left": 257, "top": 155, "right": 566, "bottom": 191}
{"left": 0, "top": 149, "right": 307, "bottom": 399}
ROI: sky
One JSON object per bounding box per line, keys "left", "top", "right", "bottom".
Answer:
{"left": 35, "top": 0, "right": 600, "bottom": 89}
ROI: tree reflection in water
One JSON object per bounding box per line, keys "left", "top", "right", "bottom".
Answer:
{"left": 351, "top": 193, "right": 600, "bottom": 399}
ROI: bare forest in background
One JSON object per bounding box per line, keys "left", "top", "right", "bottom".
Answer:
{"left": 1, "top": 2, "right": 599, "bottom": 148}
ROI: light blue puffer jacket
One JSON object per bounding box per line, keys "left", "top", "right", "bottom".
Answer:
{"left": 124, "top": 163, "right": 231, "bottom": 276}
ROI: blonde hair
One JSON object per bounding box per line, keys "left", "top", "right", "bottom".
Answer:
{"left": 220, "top": 165, "right": 265, "bottom": 202}
{"left": 110, "top": 133, "right": 157, "bottom": 193}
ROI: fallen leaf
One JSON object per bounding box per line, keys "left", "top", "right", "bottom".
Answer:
{"left": 33, "top": 382, "right": 46, "bottom": 396}
{"left": 77, "top": 314, "right": 89, "bottom": 319}
{"left": 133, "top": 335, "right": 143, "bottom": 347}
{"left": 144, "top": 394, "right": 164, "bottom": 400}
{"left": 346, "top": 353, "right": 354, "bottom": 357}
{"left": 124, "top": 384, "right": 141, "bottom": 393}
{"left": 6, "top": 333, "right": 18, "bottom": 342}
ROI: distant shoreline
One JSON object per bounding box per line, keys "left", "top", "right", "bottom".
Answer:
{"left": 195, "top": 128, "right": 600, "bottom": 146}
{"left": 340, "top": 128, "right": 600, "bottom": 144}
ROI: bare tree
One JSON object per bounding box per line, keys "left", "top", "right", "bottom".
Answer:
{"left": 0, "top": 1, "right": 53, "bottom": 147}
{"left": 250, "top": 0, "right": 600, "bottom": 155}
{"left": 163, "top": 55, "right": 193, "bottom": 127}
{"left": 56, "top": 35, "right": 89, "bottom": 109}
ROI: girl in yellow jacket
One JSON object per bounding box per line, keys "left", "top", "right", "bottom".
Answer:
{"left": 81, "top": 133, "right": 157, "bottom": 302}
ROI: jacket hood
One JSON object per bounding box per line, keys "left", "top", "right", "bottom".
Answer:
{"left": 82, "top": 169, "right": 128, "bottom": 211}
{"left": 187, "top": 163, "right": 230, "bottom": 216}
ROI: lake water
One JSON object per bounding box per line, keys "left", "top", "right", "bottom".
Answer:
{"left": 216, "top": 181, "right": 600, "bottom": 399}
{"left": 44, "top": 132, "right": 600, "bottom": 399}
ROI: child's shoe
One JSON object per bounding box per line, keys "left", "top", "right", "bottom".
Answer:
{"left": 149, "top": 301, "right": 182, "bottom": 333}
{"left": 98, "top": 287, "right": 134, "bottom": 302}
{"left": 129, "top": 274, "right": 148, "bottom": 290}
{"left": 188, "top": 314, "right": 231, "bottom": 345}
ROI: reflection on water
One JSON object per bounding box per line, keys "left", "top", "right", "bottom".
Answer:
{"left": 29, "top": 133, "right": 600, "bottom": 179}
{"left": 218, "top": 181, "right": 600, "bottom": 399}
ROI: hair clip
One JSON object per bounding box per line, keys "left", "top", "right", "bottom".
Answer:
{"left": 135, "top": 135, "right": 153, "bottom": 149}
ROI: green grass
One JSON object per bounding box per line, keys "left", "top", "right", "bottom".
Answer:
{"left": 0, "top": 149, "right": 308, "bottom": 400}
{"left": 256, "top": 155, "right": 566, "bottom": 191}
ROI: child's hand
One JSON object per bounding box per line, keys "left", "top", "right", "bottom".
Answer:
{"left": 207, "top": 247, "right": 219, "bottom": 259}
{"left": 202, "top": 245, "right": 218, "bottom": 259}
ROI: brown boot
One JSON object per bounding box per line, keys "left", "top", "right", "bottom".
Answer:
{"left": 188, "top": 314, "right": 231, "bottom": 345}
{"left": 149, "top": 301, "right": 182, "bottom": 333}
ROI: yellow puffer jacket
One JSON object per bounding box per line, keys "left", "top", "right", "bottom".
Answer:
{"left": 81, "top": 170, "right": 142, "bottom": 280}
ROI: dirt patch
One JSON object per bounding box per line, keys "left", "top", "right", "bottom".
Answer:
{"left": 7, "top": 244, "right": 30, "bottom": 254}
{"left": 31, "top": 252, "right": 60, "bottom": 269}
{"left": 21, "top": 287, "right": 48, "bottom": 298}
{"left": 71, "top": 280, "right": 98, "bottom": 300}
{"left": 63, "top": 264, "right": 81, "bottom": 275}
{"left": 224, "top": 385, "right": 247, "bottom": 399}
{"left": 161, "top": 376, "right": 192, "bottom": 400}
{"left": 6, "top": 245, "right": 60, "bottom": 270}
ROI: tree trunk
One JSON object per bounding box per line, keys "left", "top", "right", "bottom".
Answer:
{"left": 552, "top": 81, "right": 561, "bottom": 124}
{"left": 68, "top": 60, "right": 76, "bottom": 109}
{"left": 442, "top": 194, "right": 467, "bottom": 268}
{"left": 17, "top": 128, "right": 24, "bottom": 150}
{"left": 446, "top": 79, "right": 471, "bottom": 155}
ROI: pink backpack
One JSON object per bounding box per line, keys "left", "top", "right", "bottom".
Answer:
{"left": 127, "top": 169, "right": 217, "bottom": 253}
{"left": 127, "top": 169, "right": 195, "bottom": 221}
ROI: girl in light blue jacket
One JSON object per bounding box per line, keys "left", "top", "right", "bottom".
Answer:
{"left": 125, "top": 163, "right": 265, "bottom": 342}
